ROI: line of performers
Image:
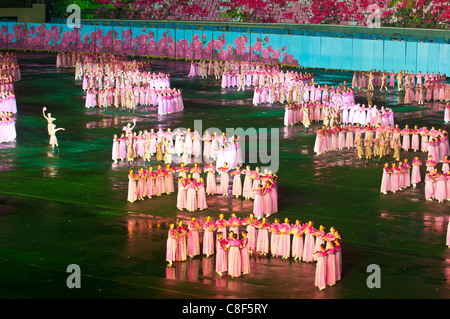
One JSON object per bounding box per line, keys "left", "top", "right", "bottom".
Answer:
{"left": 188, "top": 60, "right": 280, "bottom": 80}
{"left": 352, "top": 69, "right": 446, "bottom": 92}
{"left": 314, "top": 124, "right": 449, "bottom": 162}
{"left": 253, "top": 81, "right": 352, "bottom": 106}
{"left": 85, "top": 86, "right": 183, "bottom": 115}
{"left": 127, "top": 162, "right": 278, "bottom": 215}
{"left": 221, "top": 68, "right": 312, "bottom": 91}
{"left": 284, "top": 102, "right": 394, "bottom": 129}
{"left": 0, "top": 53, "right": 21, "bottom": 82}
{"left": 166, "top": 214, "right": 342, "bottom": 289}
{"left": 380, "top": 155, "right": 450, "bottom": 204}
{"left": 112, "top": 126, "right": 242, "bottom": 168}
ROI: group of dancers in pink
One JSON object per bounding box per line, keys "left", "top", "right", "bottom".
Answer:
{"left": 56, "top": 51, "right": 82, "bottom": 68}
{"left": 127, "top": 160, "right": 278, "bottom": 215}
{"left": 252, "top": 73, "right": 317, "bottom": 105}
{"left": 166, "top": 213, "right": 342, "bottom": 288}
{"left": 0, "top": 111, "right": 16, "bottom": 143}
{"left": 113, "top": 126, "right": 242, "bottom": 168}
{"left": 188, "top": 60, "right": 280, "bottom": 82}
{"left": 0, "top": 91, "right": 17, "bottom": 114}
{"left": 0, "top": 52, "right": 19, "bottom": 144}
{"left": 76, "top": 54, "right": 182, "bottom": 115}
{"left": 352, "top": 69, "right": 448, "bottom": 106}
{"left": 0, "top": 52, "right": 21, "bottom": 82}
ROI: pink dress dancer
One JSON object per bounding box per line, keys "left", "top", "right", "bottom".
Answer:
{"left": 269, "top": 222, "right": 281, "bottom": 257}
{"left": 218, "top": 166, "right": 230, "bottom": 196}
{"left": 175, "top": 225, "right": 188, "bottom": 261}
{"left": 256, "top": 220, "right": 270, "bottom": 255}
{"left": 196, "top": 180, "right": 208, "bottom": 210}
{"left": 204, "top": 164, "right": 217, "bottom": 195}
{"left": 313, "top": 247, "right": 327, "bottom": 290}
{"left": 166, "top": 227, "right": 178, "bottom": 264}
{"left": 203, "top": 219, "right": 215, "bottom": 256}
{"left": 216, "top": 236, "right": 228, "bottom": 275}
{"left": 411, "top": 159, "right": 422, "bottom": 187}
{"left": 187, "top": 220, "right": 201, "bottom": 257}
{"left": 241, "top": 167, "right": 253, "bottom": 199}
{"left": 334, "top": 241, "right": 342, "bottom": 281}
{"left": 326, "top": 246, "right": 337, "bottom": 286}
{"left": 231, "top": 168, "right": 242, "bottom": 197}
{"left": 291, "top": 221, "right": 305, "bottom": 260}
{"left": 435, "top": 174, "right": 447, "bottom": 203}
{"left": 215, "top": 217, "right": 228, "bottom": 248}
{"left": 243, "top": 215, "right": 258, "bottom": 253}
{"left": 240, "top": 236, "right": 250, "bottom": 274}
{"left": 380, "top": 165, "right": 391, "bottom": 194}
{"left": 127, "top": 171, "right": 138, "bottom": 203}
{"left": 227, "top": 238, "right": 242, "bottom": 278}
{"left": 252, "top": 187, "right": 264, "bottom": 219}
{"left": 302, "top": 223, "right": 316, "bottom": 262}
{"left": 185, "top": 180, "right": 198, "bottom": 212}
{"left": 425, "top": 173, "right": 434, "bottom": 201}
{"left": 278, "top": 222, "right": 291, "bottom": 259}
{"left": 176, "top": 179, "right": 187, "bottom": 210}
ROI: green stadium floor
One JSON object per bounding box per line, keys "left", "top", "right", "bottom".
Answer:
{"left": 0, "top": 53, "right": 449, "bottom": 299}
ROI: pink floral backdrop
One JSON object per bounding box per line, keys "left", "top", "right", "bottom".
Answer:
{"left": 0, "top": 22, "right": 300, "bottom": 66}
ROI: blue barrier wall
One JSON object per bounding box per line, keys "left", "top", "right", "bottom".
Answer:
{"left": 0, "top": 21, "right": 449, "bottom": 75}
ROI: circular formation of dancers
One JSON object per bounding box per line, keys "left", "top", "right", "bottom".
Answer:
{"left": 166, "top": 213, "right": 342, "bottom": 289}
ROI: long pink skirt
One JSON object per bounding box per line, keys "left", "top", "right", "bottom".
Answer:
{"left": 187, "top": 230, "right": 200, "bottom": 256}
{"left": 166, "top": 238, "right": 177, "bottom": 261}
{"left": 241, "top": 245, "right": 250, "bottom": 274}
{"left": 256, "top": 229, "right": 269, "bottom": 254}
{"left": 292, "top": 235, "right": 304, "bottom": 259}
{"left": 246, "top": 225, "right": 257, "bottom": 252}
{"left": 197, "top": 187, "right": 208, "bottom": 210}
{"left": 203, "top": 230, "right": 214, "bottom": 255}
{"left": 215, "top": 247, "right": 227, "bottom": 273}
{"left": 253, "top": 194, "right": 264, "bottom": 219}
{"left": 315, "top": 256, "right": 327, "bottom": 290}
{"left": 228, "top": 247, "right": 242, "bottom": 277}
{"left": 436, "top": 180, "right": 447, "bottom": 201}
{"left": 411, "top": 166, "right": 421, "bottom": 184}
{"left": 185, "top": 188, "right": 198, "bottom": 212}
{"left": 278, "top": 234, "right": 291, "bottom": 258}
{"left": 326, "top": 252, "right": 337, "bottom": 286}
{"left": 270, "top": 233, "right": 280, "bottom": 256}
{"left": 206, "top": 172, "right": 216, "bottom": 194}
{"left": 302, "top": 233, "right": 315, "bottom": 262}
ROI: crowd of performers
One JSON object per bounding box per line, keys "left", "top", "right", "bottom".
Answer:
{"left": 188, "top": 60, "right": 280, "bottom": 81}
{"left": 127, "top": 162, "right": 278, "bottom": 215}
{"left": 0, "top": 52, "right": 19, "bottom": 144}
{"left": 352, "top": 69, "right": 449, "bottom": 105}
{"left": 313, "top": 123, "right": 449, "bottom": 163}
{"left": 0, "top": 52, "right": 21, "bottom": 82}
{"left": 76, "top": 56, "right": 182, "bottom": 115}
{"left": 112, "top": 125, "right": 242, "bottom": 168}
{"left": 56, "top": 51, "right": 81, "bottom": 68}
{"left": 0, "top": 92, "right": 17, "bottom": 114}
{"left": 166, "top": 214, "right": 342, "bottom": 289}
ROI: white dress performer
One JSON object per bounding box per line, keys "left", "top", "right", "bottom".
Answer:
{"left": 48, "top": 123, "right": 65, "bottom": 150}
{"left": 42, "top": 106, "right": 56, "bottom": 136}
